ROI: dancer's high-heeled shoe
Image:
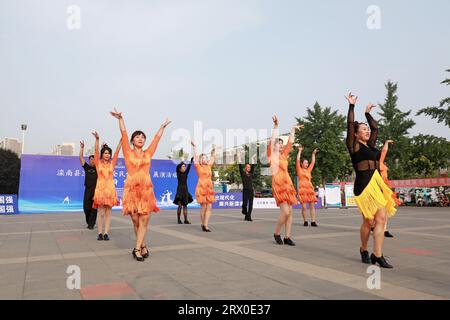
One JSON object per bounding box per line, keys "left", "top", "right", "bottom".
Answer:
{"left": 141, "top": 245, "right": 149, "bottom": 259}
{"left": 274, "top": 234, "right": 283, "bottom": 245}
{"left": 283, "top": 237, "right": 296, "bottom": 246}
{"left": 360, "top": 248, "right": 371, "bottom": 264}
{"left": 132, "top": 248, "right": 144, "bottom": 262}
{"left": 370, "top": 253, "right": 393, "bottom": 268}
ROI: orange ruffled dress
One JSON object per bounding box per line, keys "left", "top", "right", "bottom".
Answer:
{"left": 379, "top": 148, "right": 402, "bottom": 206}
{"left": 296, "top": 161, "right": 317, "bottom": 204}
{"left": 121, "top": 130, "right": 161, "bottom": 215}
{"left": 268, "top": 141, "right": 298, "bottom": 207}
{"left": 194, "top": 164, "right": 216, "bottom": 204}
{"left": 93, "top": 148, "right": 119, "bottom": 209}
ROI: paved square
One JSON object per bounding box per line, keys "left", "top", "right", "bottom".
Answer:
{"left": 0, "top": 207, "right": 449, "bottom": 299}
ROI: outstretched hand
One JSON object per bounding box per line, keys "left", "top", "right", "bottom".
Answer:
{"left": 385, "top": 140, "right": 394, "bottom": 145}
{"left": 110, "top": 107, "right": 122, "bottom": 119}
{"left": 91, "top": 131, "right": 99, "bottom": 140}
{"left": 80, "top": 140, "right": 85, "bottom": 148}
{"left": 365, "top": 103, "right": 376, "bottom": 113}
{"left": 162, "top": 118, "right": 172, "bottom": 128}
{"left": 272, "top": 115, "right": 279, "bottom": 127}
{"left": 313, "top": 148, "right": 319, "bottom": 155}
{"left": 345, "top": 92, "right": 358, "bottom": 105}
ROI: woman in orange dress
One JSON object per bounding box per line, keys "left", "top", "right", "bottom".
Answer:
{"left": 269, "top": 115, "right": 302, "bottom": 246}
{"left": 110, "top": 108, "right": 171, "bottom": 262}
{"left": 379, "top": 140, "right": 401, "bottom": 238}
{"left": 296, "top": 146, "right": 319, "bottom": 227}
{"left": 191, "top": 141, "right": 216, "bottom": 232}
{"left": 91, "top": 131, "right": 122, "bottom": 241}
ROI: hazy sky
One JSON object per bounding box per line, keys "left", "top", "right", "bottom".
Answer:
{"left": 1, "top": 0, "right": 449, "bottom": 158}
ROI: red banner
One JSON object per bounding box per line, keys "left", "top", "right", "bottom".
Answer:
{"left": 390, "top": 177, "right": 450, "bottom": 188}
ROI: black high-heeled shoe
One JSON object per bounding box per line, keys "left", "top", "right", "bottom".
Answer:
{"left": 311, "top": 221, "right": 318, "bottom": 227}
{"left": 201, "top": 225, "right": 206, "bottom": 231}
{"left": 132, "top": 248, "right": 145, "bottom": 262}
{"left": 103, "top": 234, "right": 110, "bottom": 241}
{"left": 184, "top": 220, "right": 191, "bottom": 224}
{"left": 370, "top": 253, "right": 393, "bottom": 269}
{"left": 360, "top": 249, "right": 371, "bottom": 264}
{"left": 303, "top": 221, "right": 309, "bottom": 227}
{"left": 274, "top": 234, "right": 283, "bottom": 245}
{"left": 141, "top": 245, "right": 149, "bottom": 259}
{"left": 283, "top": 237, "right": 296, "bottom": 246}
{"left": 204, "top": 226, "right": 211, "bottom": 232}
{"left": 384, "top": 231, "right": 394, "bottom": 238}
{"left": 97, "top": 234, "right": 103, "bottom": 241}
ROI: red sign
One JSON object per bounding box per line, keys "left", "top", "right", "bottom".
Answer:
{"left": 390, "top": 177, "right": 450, "bottom": 188}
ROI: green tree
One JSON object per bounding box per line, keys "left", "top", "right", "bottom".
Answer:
{"left": 377, "top": 81, "right": 416, "bottom": 179}
{"left": 0, "top": 149, "right": 21, "bottom": 194}
{"left": 417, "top": 69, "right": 450, "bottom": 127}
{"left": 405, "top": 134, "right": 450, "bottom": 177}
{"left": 289, "top": 102, "right": 352, "bottom": 186}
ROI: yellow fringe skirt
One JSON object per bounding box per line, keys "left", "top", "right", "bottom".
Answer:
{"left": 354, "top": 170, "right": 397, "bottom": 220}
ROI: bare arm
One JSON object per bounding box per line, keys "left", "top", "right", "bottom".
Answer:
{"left": 79, "top": 141, "right": 85, "bottom": 166}
{"left": 380, "top": 140, "right": 393, "bottom": 164}
{"left": 270, "top": 115, "right": 279, "bottom": 158}
{"left": 208, "top": 147, "right": 217, "bottom": 166}
{"left": 112, "top": 140, "right": 122, "bottom": 166}
{"left": 191, "top": 141, "right": 199, "bottom": 165}
{"left": 110, "top": 108, "right": 132, "bottom": 156}
{"left": 145, "top": 118, "right": 171, "bottom": 157}
{"left": 92, "top": 131, "right": 100, "bottom": 166}
{"left": 310, "top": 149, "right": 318, "bottom": 172}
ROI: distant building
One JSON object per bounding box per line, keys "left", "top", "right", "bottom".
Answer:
{"left": 0, "top": 137, "right": 22, "bottom": 157}
{"left": 53, "top": 143, "right": 75, "bottom": 156}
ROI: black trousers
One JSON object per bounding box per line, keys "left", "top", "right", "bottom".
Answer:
{"left": 83, "top": 188, "right": 97, "bottom": 227}
{"left": 242, "top": 189, "right": 254, "bottom": 216}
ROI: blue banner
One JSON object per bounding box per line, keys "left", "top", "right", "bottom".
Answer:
{"left": 0, "top": 194, "right": 19, "bottom": 214}
{"left": 18, "top": 155, "right": 200, "bottom": 213}
{"left": 212, "top": 192, "right": 243, "bottom": 209}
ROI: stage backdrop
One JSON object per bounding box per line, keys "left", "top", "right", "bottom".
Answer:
{"left": 18, "top": 155, "right": 200, "bottom": 213}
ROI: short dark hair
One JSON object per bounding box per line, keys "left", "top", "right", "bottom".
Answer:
{"left": 100, "top": 144, "right": 112, "bottom": 159}
{"left": 278, "top": 138, "right": 284, "bottom": 144}
{"left": 131, "top": 130, "right": 147, "bottom": 143}
{"left": 88, "top": 155, "right": 94, "bottom": 160}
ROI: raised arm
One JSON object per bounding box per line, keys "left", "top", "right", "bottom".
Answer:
{"left": 310, "top": 148, "right": 318, "bottom": 172}
{"left": 283, "top": 125, "right": 302, "bottom": 157}
{"left": 365, "top": 104, "right": 378, "bottom": 148}
{"left": 380, "top": 140, "right": 393, "bottom": 164}
{"left": 296, "top": 144, "right": 303, "bottom": 173}
{"left": 186, "top": 157, "right": 194, "bottom": 175}
{"left": 269, "top": 115, "right": 280, "bottom": 159}
{"left": 191, "top": 141, "right": 199, "bottom": 165}
{"left": 79, "top": 140, "right": 86, "bottom": 166}
{"left": 110, "top": 108, "right": 132, "bottom": 156}
{"left": 239, "top": 163, "right": 244, "bottom": 177}
{"left": 208, "top": 147, "right": 217, "bottom": 166}
{"left": 92, "top": 131, "right": 100, "bottom": 166}
{"left": 112, "top": 140, "right": 122, "bottom": 166}
{"left": 145, "top": 118, "right": 171, "bottom": 157}
{"left": 345, "top": 92, "right": 358, "bottom": 154}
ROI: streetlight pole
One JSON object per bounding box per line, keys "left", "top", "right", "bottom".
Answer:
{"left": 21, "top": 124, "right": 27, "bottom": 155}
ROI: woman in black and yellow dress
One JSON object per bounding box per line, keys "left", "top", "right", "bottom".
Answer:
{"left": 345, "top": 92, "right": 396, "bottom": 268}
